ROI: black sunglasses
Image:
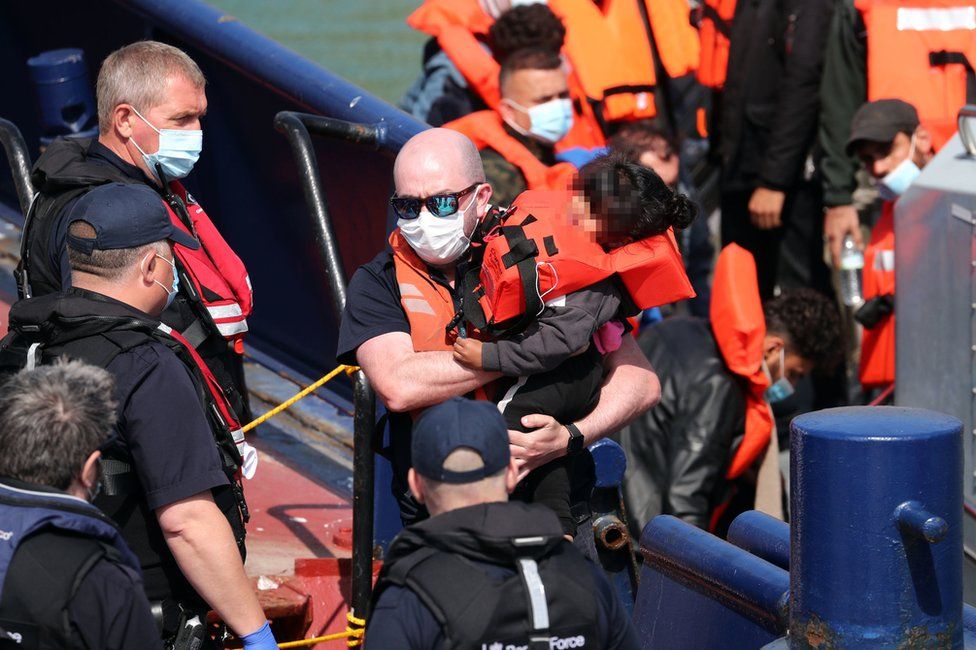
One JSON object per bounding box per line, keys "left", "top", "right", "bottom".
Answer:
{"left": 390, "top": 183, "right": 480, "bottom": 220}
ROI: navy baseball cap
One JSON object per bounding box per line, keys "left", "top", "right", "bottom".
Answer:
{"left": 411, "top": 397, "right": 510, "bottom": 483}
{"left": 65, "top": 182, "right": 200, "bottom": 255}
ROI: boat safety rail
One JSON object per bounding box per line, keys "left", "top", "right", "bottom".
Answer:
{"left": 0, "top": 118, "right": 36, "bottom": 220}
{"left": 273, "top": 110, "right": 382, "bottom": 626}
{"left": 277, "top": 611, "right": 365, "bottom": 648}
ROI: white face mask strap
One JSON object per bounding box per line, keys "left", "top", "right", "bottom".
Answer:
{"left": 501, "top": 99, "right": 532, "bottom": 137}
{"left": 130, "top": 106, "right": 161, "bottom": 134}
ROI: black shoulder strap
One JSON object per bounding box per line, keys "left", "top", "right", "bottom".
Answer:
{"left": 0, "top": 530, "right": 110, "bottom": 650}
{"left": 17, "top": 187, "right": 89, "bottom": 299}
{"left": 397, "top": 549, "right": 502, "bottom": 649}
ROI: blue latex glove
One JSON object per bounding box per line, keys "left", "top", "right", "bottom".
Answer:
{"left": 241, "top": 621, "right": 277, "bottom": 649}
{"left": 555, "top": 146, "right": 608, "bottom": 168}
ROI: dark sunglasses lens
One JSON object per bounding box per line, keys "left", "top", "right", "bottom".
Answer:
{"left": 392, "top": 198, "right": 421, "bottom": 219}
{"left": 427, "top": 194, "right": 459, "bottom": 217}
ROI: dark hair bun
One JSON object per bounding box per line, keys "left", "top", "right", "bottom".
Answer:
{"left": 664, "top": 192, "right": 697, "bottom": 231}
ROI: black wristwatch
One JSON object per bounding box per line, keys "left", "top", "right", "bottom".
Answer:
{"left": 566, "top": 423, "right": 585, "bottom": 456}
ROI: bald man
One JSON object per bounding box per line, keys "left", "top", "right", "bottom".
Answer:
{"left": 336, "top": 128, "right": 659, "bottom": 537}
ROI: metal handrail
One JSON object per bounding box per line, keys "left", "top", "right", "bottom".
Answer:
{"left": 959, "top": 105, "right": 976, "bottom": 157}
{"left": 273, "top": 111, "right": 381, "bottom": 621}
{"left": 0, "top": 118, "right": 36, "bottom": 218}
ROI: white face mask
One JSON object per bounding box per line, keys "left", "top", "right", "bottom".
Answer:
{"left": 878, "top": 135, "right": 921, "bottom": 201}
{"left": 397, "top": 188, "right": 481, "bottom": 266}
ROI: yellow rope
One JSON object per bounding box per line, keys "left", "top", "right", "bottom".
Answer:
{"left": 243, "top": 365, "right": 359, "bottom": 434}
{"left": 276, "top": 611, "right": 366, "bottom": 649}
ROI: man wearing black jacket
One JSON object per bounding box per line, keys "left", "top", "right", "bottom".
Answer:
{"left": 20, "top": 40, "right": 253, "bottom": 423}
{"left": 615, "top": 288, "right": 842, "bottom": 537}
{"left": 717, "top": 0, "right": 835, "bottom": 298}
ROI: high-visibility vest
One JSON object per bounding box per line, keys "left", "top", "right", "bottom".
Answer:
{"left": 408, "top": 0, "right": 606, "bottom": 149}
{"left": 697, "top": 0, "right": 736, "bottom": 89}
{"left": 859, "top": 201, "right": 896, "bottom": 389}
{"left": 709, "top": 244, "right": 774, "bottom": 479}
{"left": 857, "top": 0, "right": 976, "bottom": 147}
{"left": 471, "top": 189, "right": 694, "bottom": 336}
{"left": 445, "top": 111, "right": 580, "bottom": 191}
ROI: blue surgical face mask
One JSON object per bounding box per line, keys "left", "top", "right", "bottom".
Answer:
{"left": 130, "top": 108, "right": 203, "bottom": 182}
{"left": 878, "top": 135, "right": 921, "bottom": 201}
{"left": 505, "top": 97, "right": 574, "bottom": 144}
{"left": 764, "top": 347, "right": 795, "bottom": 404}
{"left": 152, "top": 253, "right": 180, "bottom": 309}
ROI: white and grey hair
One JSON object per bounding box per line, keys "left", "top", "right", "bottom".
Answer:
{"left": 96, "top": 40, "right": 206, "bottom": 131}
{"left": 0, "top": 359, "right": 117, "bottom": 490}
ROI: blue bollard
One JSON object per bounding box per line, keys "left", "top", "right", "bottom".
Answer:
{"left": 26, "top": 49, "right": 98, "bottom": 145}
{"left": 789, "top": 407, "right": 963, "bottom": 648}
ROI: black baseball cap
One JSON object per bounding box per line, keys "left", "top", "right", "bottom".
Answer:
{"left": 846, "top": 99, "right": 920, "bottom": 156}
{"left": 411, "top": 397, "right": 510, "bottom": 483}
{"left": 66, "top": 182, "right": 200, "bottom": 255}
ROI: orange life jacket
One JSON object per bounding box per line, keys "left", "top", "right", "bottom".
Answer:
{"left": 550, "top": 0, "right": 658, "bottom": 123}
{"left": 445, "top": 111, "right": 580, "bottom": 191}
{"left": 389, "top": 228, "right": 461, "bottom": 352}
{"left": 710, "top": 244, "right": 774, "bottom": 479}
{"left": 603, "top": 0, "right": 700, "bottom": 81}
{"left": 857, "top": 0, "right": 976, "bottom": 148}
{"left": 166, "top": 182, "right": 253, "bottom": 345}
{"left": 696, "top": 0, "right": 736, "bottom": 89}
{"left": 469, "top": 190, "right": 694, "bottom": 335}
{"left": 859, "top": 201, "right": 896, "bottom": 389}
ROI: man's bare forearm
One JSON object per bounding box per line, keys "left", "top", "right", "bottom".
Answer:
{"left": 158, "top": 494, "right": 266, "bottom": 637}
{"left": 576, "top": 336, "right": 659, "bottom": 443}
{"left": 357, "top": 332, "right": 500, "bottom": 412}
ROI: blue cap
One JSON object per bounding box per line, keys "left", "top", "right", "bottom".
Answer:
{"left": 411, "top": 397, "right": 510, "bottom": 483}
{"left": 66, "top": 183, "right": 200, "bottom": 255}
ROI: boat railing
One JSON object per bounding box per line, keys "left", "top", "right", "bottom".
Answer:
{"left": 273, "top": 110, "right": 381, "bottom": 622}
{"left": 0, "top": 118, "right": 35, "bottom": 224}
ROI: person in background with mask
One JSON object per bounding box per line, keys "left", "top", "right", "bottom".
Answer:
{"left": 0, "top": 361, "right": 161, "bottom": 650}
{"left": 337, "top": 128, "right": 660, "bottom": 543}
{"left": 22, "top": 40, "right": 255, "bottom": 430}
{"left": 444, "top": 46, "right": 578, "bottom": 206}
{"left": 614, "top": 245, "right": 842, "bottom": 538}
{"left": 846, "top": 99, "right": 934, "bottom": 393}
{"left": 0, "top": 184, "right": 276, "bottom": 650}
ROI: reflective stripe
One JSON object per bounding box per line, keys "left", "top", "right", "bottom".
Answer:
{"left": 207, "top": 303, "right": 244, "bottom": 319}
{"left": 517, "top": 558, "right": 550, "bottom": 630}
{"left": 874, "top": 249, "right": 895, "bottom": 271}
{"left": 215, "top": 319, "right": 249, "bottom": 337}
{"left": 897, "top": 6, "right": 976, "bottom": 31}
{"left": 402, "top": 298, "right": 436, "bottom": 316}
{"left": 25, "top": 343, "right": 41, "bottom": 371}
{"left": 398, "top": 283, "right": 423, "bottom": 297}
{"left": 231, "top": 428, "right": 244, "bottom": 444}
{"left": 496, "top": 376, "right": 529, "bottom": 414}
{"left": 157, "top": 323, "right": 173, "bottom": 335}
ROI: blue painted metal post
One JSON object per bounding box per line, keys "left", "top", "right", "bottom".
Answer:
{"left": 789, "top": 407, "right": 963, "bottom": 648}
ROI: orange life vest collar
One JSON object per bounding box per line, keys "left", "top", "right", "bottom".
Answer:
{"left": 710, "top": 244, "right": 774, "bottom": 479}
{"left": 407, "top": 0, "right": 493, "bottom": 37}
{"left": 468, "top": 190, "right": 694, "bottom": 336}
{"left": 445, "top": 111, "right": 579, "bottom": 191}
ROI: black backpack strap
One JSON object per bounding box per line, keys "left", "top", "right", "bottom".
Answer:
{"left": 395, "top": 549, "right": 502, "bottom": 648}
{"left": 0, "top": 530, "right": 111, "bottom": 650}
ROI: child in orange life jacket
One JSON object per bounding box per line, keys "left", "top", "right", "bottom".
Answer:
{"left": 453, "top": 154, "right": 696, "bottom": 535}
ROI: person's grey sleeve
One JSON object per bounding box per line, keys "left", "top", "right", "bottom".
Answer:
{"left": 758, "top": 0, "right": 834, "bottom": 190}
{"left": 819, "top": 0, "right": 867, "bottom": 207}
{"left": 69, "top": 560, "right": 164, "bottom": 650}
{"left": 364, "top": 585, "right": 442, "bottom": 650}
{"left": 481, "top": 280, "right": 622, "bottom": 376}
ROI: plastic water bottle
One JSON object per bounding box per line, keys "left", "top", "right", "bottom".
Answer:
{"left": 838, "top": 234, "right": 864, "bottom": 307}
